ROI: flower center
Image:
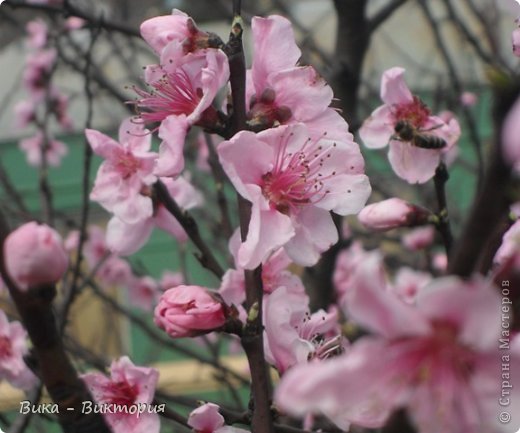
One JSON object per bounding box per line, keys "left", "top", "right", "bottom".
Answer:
{"left": 133, "top": 68, "right": 201, "bottom": 124}
{"left": 102, "top": 380, "right": 139, "bottom": 408}
{"left": 392, "top": 96, "right": 431, "bottom": 128}
{"left": 114, "top": 150, "right": 142, "bottom": 179}
{"left": 404, "top": 321, "right": 475, "bottom": 384}
{"left": 247, "top": 88, "right": 292, "bottom": 131}
{"left": 0, "top": 336, "right": 12, "bottom": 359}
{"left": 260, "top": 134, "right": 334, "bottom": 214}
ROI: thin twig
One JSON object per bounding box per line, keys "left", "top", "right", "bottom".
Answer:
{"left": 154, "top": 180, "right": 225, "bottom": 279}
{"left": 433, "top": 163, "right": 453, "bottom": 257}
{"left": 368, "top": 0, "right": 408, "bottom": 32}
{"left": 4, "top": 0, "right": 140, "bottom": 38}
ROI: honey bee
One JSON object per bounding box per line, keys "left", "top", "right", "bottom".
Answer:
{"left": 392, "top": 120, "right": 447, "bottom": 149}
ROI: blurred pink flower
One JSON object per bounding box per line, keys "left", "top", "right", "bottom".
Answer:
{"left": 188, "top": 403, "right": 250, "bottom": 433}
{"left": 4, "top": 222, "right": 68, "bottom": 291}
{"left": 502, "top": 94, "right": 520, "bottom": 174}
{"left": 26, "top": 19, "right": 48, "bottom": 49}
{"left": 86, "top": 118, "right": 157, "bottom": 224}
{"left": 0, "top": 311, "right": 37, "bottom": 390}
{"left": 391, "top": 267, "right": 432, "bottom": 304}
{"left": 264, "top": 287, "right": 342, "bottom": 374}
{"left": 19, "top": 132, "right": 68, "bottom": 167}
{"left": 513, "top": 27, "right": 520, "bottom": 57}
{"left": 276, "top": 256, "right": 519, "bottom": 433}
{"left": 105, "top": 175, "right": 203, "bottom": 256}
{"left": 494, "top": 220, "right": 520, "bottom": 268}
{"left": 128, "top": 276, "right": 160, "bottom": 311}
{"left": 14, "top": 100, "right": 37, "bottom": 128}
{"left": 359, "top": 67, "right": 460, "bottom": 183}
{"left": 459, "top": 91, "right": 478, "bottom": 107}
{"left": 154, "top": 285, "right": 226, "bottom": 338}
{"left": 65, "top": 17, "right": 86, "bottom": 30}
{"left": 402, "top": 226, "right": 435, "bottom": 251}
{"left": 82, "top": 357, "right": 160, "bottom": 433}
{"left": 333, "top": 241, "right": 379, "bottom": 302}
{"left": 247, "top": 16, "right": 348, "bottom": 140}
{"left": 22, "top": 49, "right": 56, "bottom": 96}
{"left": 218, "top": 123, "right": 370, "bottom": 269}
{"left": 159, "top": 271, "right": 184, "bottom": 292}
{"left": 358, "top": 198, "right": 431, "bottom": 231}
{"left": 65, "top": 225, "right": 132, "bottom": 287}
{"left": 432, "top": 252, "right": 448, "bottom": 272}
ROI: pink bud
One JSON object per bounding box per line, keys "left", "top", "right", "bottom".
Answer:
{"left": 459, "top": 92, "right": 478, "bottom": 107}
{"left": 3, "top": 222, "right": 68, "bottom": 291}
{"left": 402, "top": 226, "right": 435, "bottom": 251}
{"left": 154, "top": 285, "right": 226, "bottom": 338}
{"left": 358, "top": 198, "right": 431, "bottom": 231}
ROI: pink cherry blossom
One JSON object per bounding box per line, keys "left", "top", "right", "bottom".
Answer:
{"left": 494, "top": 220, "right": 520, "bottom": 268}
{"left": 64, "top": 17, "right": 86, "bottom": 31}
{"left": 218, "top": 123, "right": 371, "bottom": 269}
{"left": 247, "top": 16, "right": 347, "bottom": 139}
{"left": 276, "top": 256, "right": 518, "bottom": 433}
{"left": 106, "top": 175, "right": 203, "bottom": 256}
{"left": 391, "top": 267, "right": 432, "bottom": 304}
{"left": 460, "top": 91, "right": 478, "bottom": 107}
{"left": 154, "top": 285, "right": 226, "bottom": 338}
{"left": 502, "top": 94, "right": 520, "bottom": 174}
{"left": 264, "top": 287, "right": 343, "bottom": 374}
{"left": 135, "top": 47, "right": 228, "bottom": 128}
{"left": 86, "top": 118, "right": 158, "bottom": 224}
{"left": 402, "top": 226, "right": 435, "bottom": 251}
{"left": 513, "top": 27, "right": 520, "bottom": 57}
{"left": 14, "top": 100, "right": 37, "bottom": 128}
{"left": 26, "top": 19, "right": 48, "bottom": 49}
{"left": 358, "top": 198, "right": 432, "bottom": 231}
{"left": 0, "top": 310, "right": 37, "bottom": 390}
{"left": 22, "top": 49, "right": 56, "bottom": 96}
{"left": 432, "top": 252, "right": 448, "bottom": 272}
{"left": 219, "top": 247, "right": 304, "bottom": 308}
{"left": 188, "top": 403, "right": 250, "bottom": 433}
{"left": 127, "top": 276, "right": 160, "bottom": 311}
{"left": 4, "top": 222, "right": 68, "bottom": 291}
{"left": 81, "top": 356, "right": 160, "bottom": 433}
{"left": 359, "top": 67, "right": 461, "bottom": 183}
{"left": 65, "top": 225, "right": 132, "bottom": 287}
{"left": 140, "top": 9, "right": 214, "bottom": 55}
{"left": 159, "top": 271, "right": 184, "bottom": 292}
{"left": 333, "top": 241, "right": 379, "bottom": 302}
{"left": 19, "top": 132, "right": 68, "bottom": 167}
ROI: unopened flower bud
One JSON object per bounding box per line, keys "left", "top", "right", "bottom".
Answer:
{"left": 358, "top": 198, "right": 431, "bottom": 231}
{"left": 154, "top": 285, "right": 226, "bottom": 338}
{"left": 3, "top": 222, "right": 68, "bottom": 291}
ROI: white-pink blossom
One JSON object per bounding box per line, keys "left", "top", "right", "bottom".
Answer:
{"left": 19, "top": 132, "right": 68, "bottom": 167}
{"left": 82, "top": 357, "right": 160, "bottom": 433}
{"left": 276, "top": 257, "right": 519, "bottom": 433}
{"left": 86, "top": 118, "right": 158, "bottom": 224}
{"left": 359, "top": 67, "right": 460, "bottom": 183}
{"left": 218, "top": 123, "right": 370, "bottom": 269}
{"left": 0, "top": 310, "right": 37, "bottom": 390}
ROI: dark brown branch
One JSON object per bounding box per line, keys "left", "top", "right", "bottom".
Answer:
{"left": 0, "top": 213, "right": 111, "bottom": 433}
{"left": 154, "top": 180, "right": 225, "bottom": 279}
{"left": 225, "top": 9, "right": 274, "bottom": 433}
{"left": 448, "top": 80, "right": 518, "bottom": 277}
{"left": 433, "top": 163, "right": 453, "bottom": 256}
